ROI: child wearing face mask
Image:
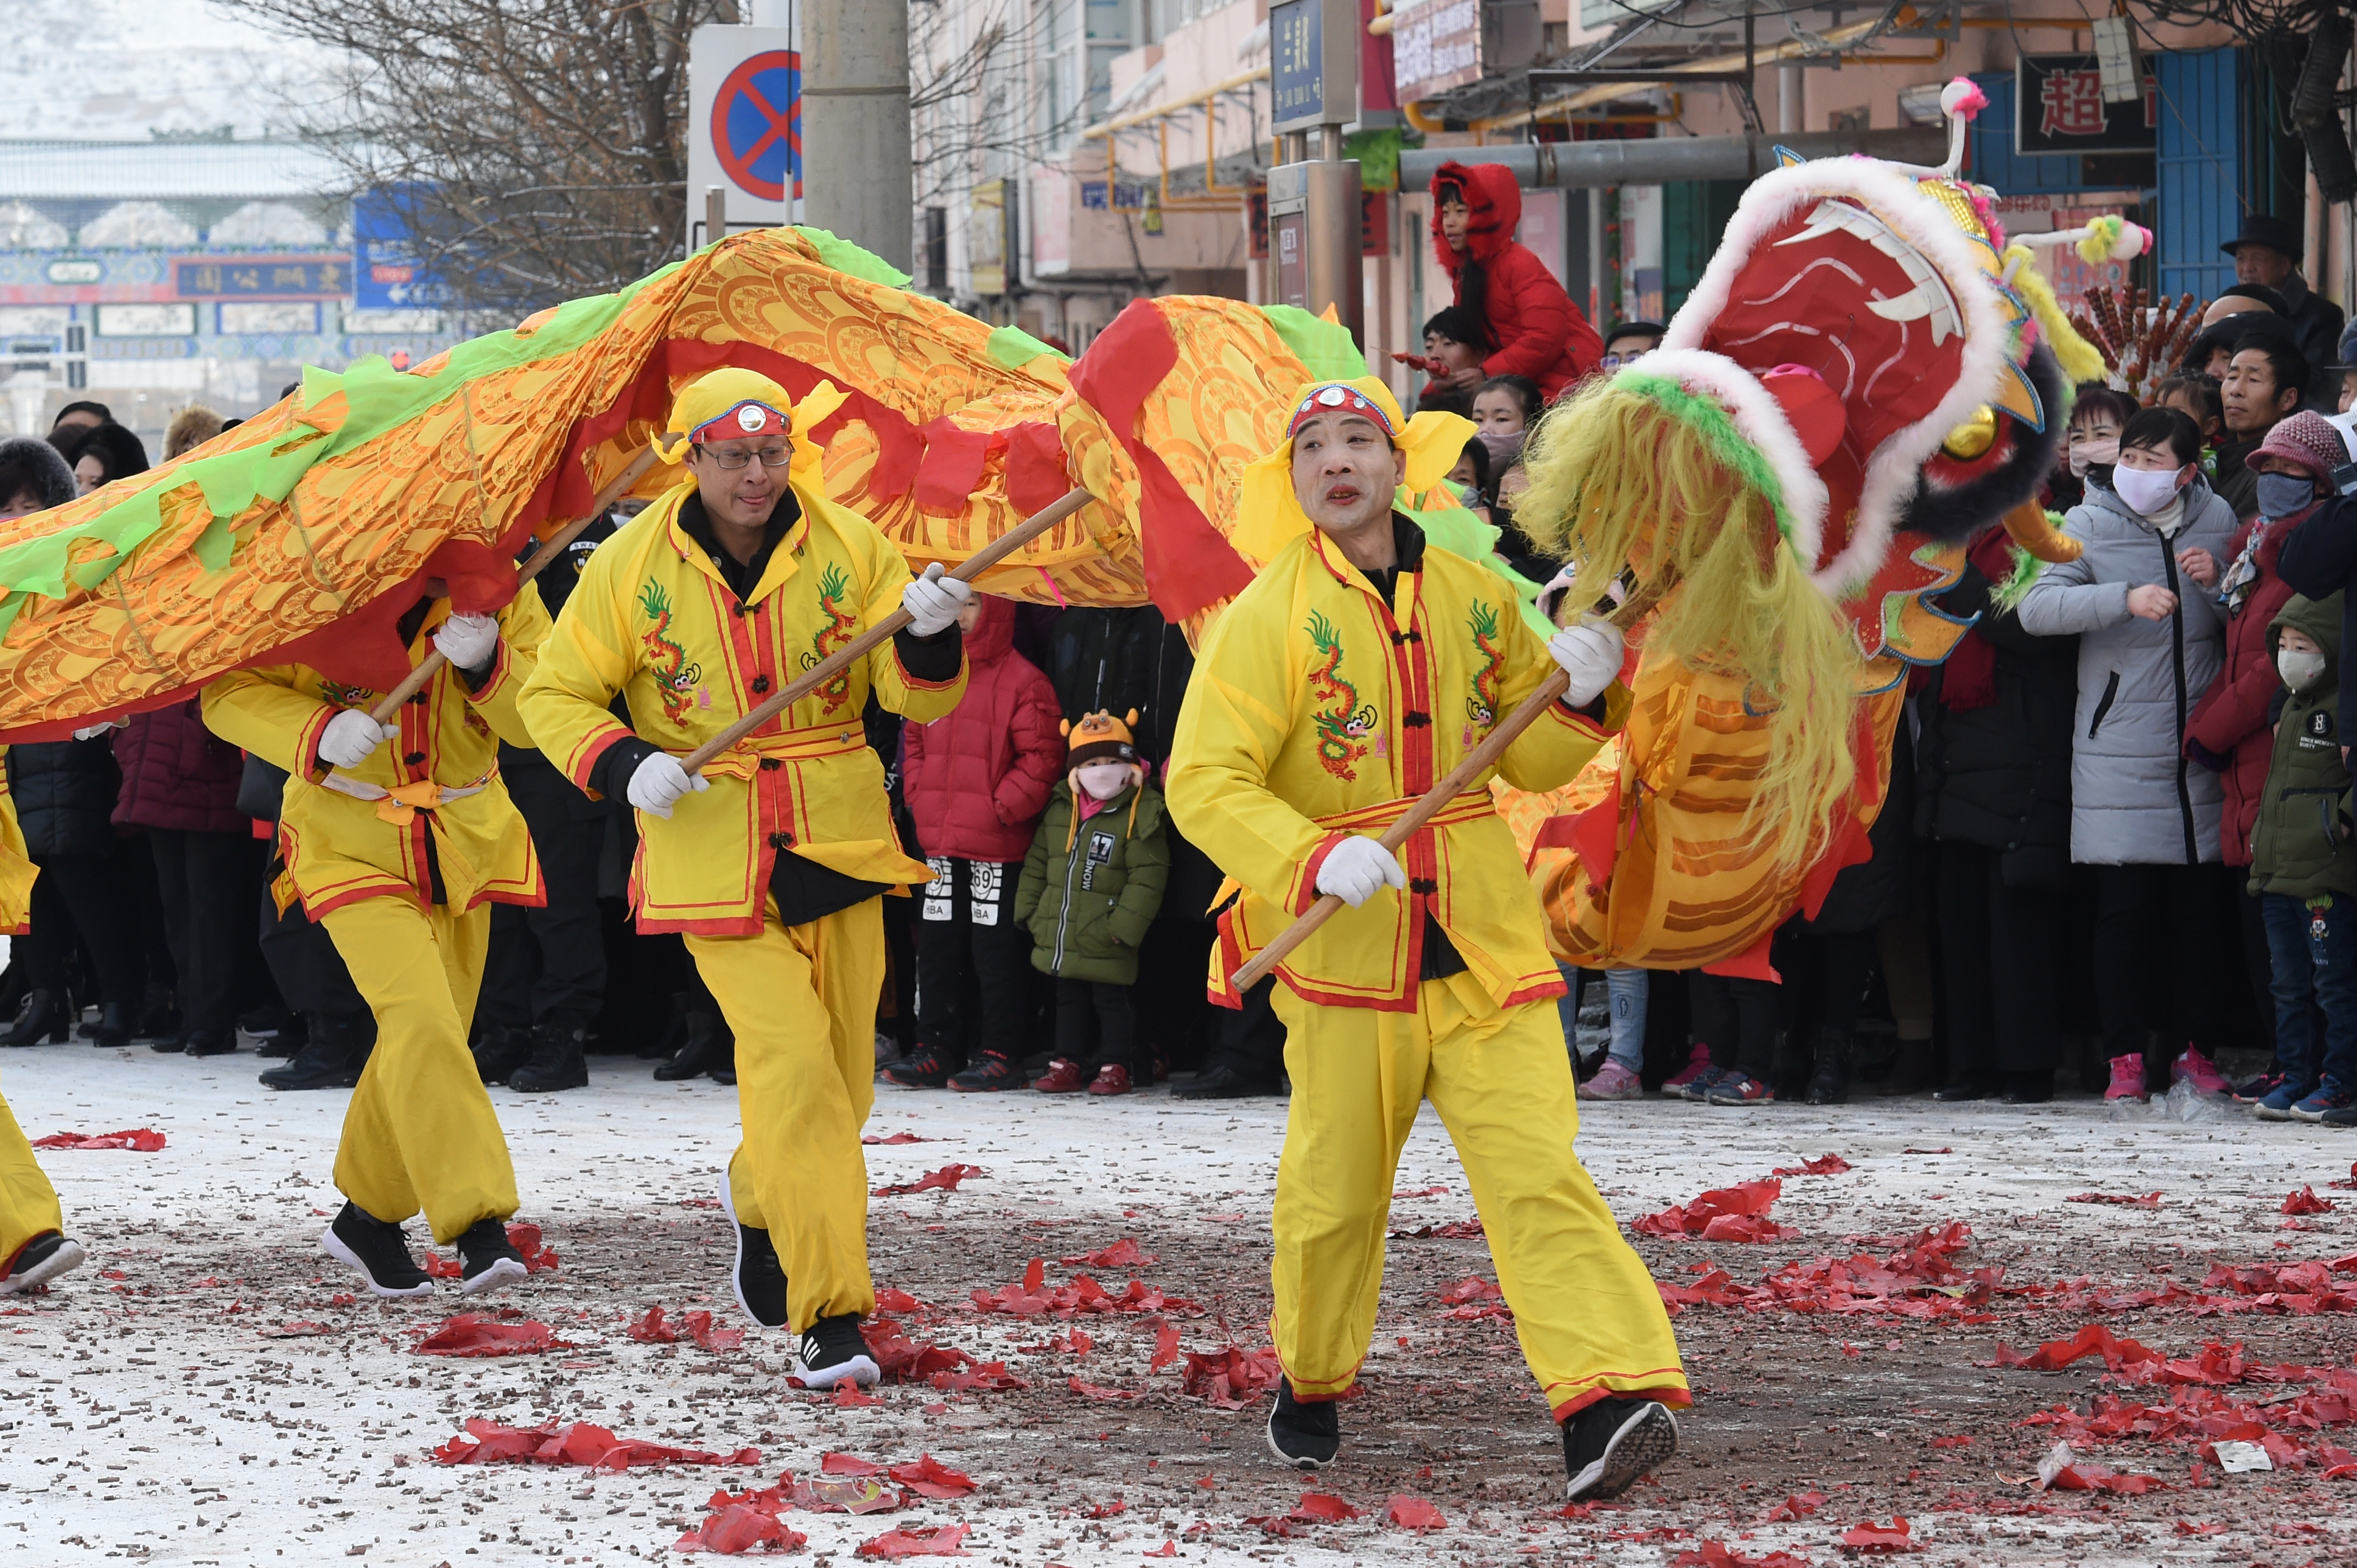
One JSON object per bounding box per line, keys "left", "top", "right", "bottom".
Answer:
{"left": 2244, "top": 592, "right": 2357, "bottom": 1124}
{"left": 1014, "top": 710, "right": 1170, "bottom": 1096}
{"left": 2183, "top": 411, "right": 2350, "bottom": 1101}
{"left": 2018, "top": 405, "right": 2243, "bottom": 1101}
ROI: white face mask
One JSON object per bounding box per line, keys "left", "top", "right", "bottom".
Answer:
{"left": 2279, "top": 645, "right": 2328, "bottom": 691}
{"left": 2067, "top": 435, "right": 2119, "bottom": 478}
{"left": 1076, "top": 761, "right": 1134, "bottom": 800}
{"left": 2111, "top": 462, "right": 2187, "bottom": 517}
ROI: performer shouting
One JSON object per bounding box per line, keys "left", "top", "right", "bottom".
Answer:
{"left": 203, "top": 584, "right": 552, "bottom": 1298}
{"left": 520, "top": 368, "right": 969, "bottom": 1388}
{"left": 1166, "top": 379, "right": 1687, "bottom": 1497}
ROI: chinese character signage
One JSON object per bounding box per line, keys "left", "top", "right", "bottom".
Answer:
{"left": 173, "top": 257, "right": 352, "bottom": 301}
{"left": 1271, "top": 0, "right": 1328, "bottom": 128}
{"left": 1392, "top": 0, "right": 1482, "bottom": 103}
{"left": 2016, "top": 54, "right": 2155, "bottom": 156}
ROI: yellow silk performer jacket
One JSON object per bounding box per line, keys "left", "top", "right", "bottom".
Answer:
{"left": 0, "top": 751, "right": 35, "bottom": 934}
{"left": 201, "top": 592, "right": 552, "bottom": 918}
{"left": 517, "top": 475, "right": 965, "bottom": 936}
{"left": 1167, "top": 517, "right": 1623, "bottom": 1012}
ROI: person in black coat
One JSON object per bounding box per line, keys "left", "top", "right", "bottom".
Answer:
{"left": 1913, "top": 533, "right": 2079, "bottom": 1101}
{"left": 2277, "top": 488, "right": 2357, "bottom": 746}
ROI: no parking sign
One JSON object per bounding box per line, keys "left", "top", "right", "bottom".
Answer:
{"left": 688, "top": 24, "right": 801, "bottom": 247}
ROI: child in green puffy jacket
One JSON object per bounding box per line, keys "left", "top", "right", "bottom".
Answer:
{"left": 1014, "top": 709, "right": 1169, "bottom": 1096}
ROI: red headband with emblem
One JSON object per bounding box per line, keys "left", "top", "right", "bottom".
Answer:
{"left": 689, "top": 399, "right": 790, "bottom": 444}
{"left": 1286, "top": 383, "right": 1398, "bottom": 440}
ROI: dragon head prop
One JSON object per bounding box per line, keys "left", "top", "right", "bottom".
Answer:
{"left": 1518, "top": 79, "right": 2100, "bottom": 871}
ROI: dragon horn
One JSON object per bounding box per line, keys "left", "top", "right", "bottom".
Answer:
{"left": 2000, "top": 497, "right": 2081, "bottom": 565}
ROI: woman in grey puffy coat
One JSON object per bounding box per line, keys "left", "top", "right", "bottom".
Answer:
{"left": 2017, "top": 407, "right": 2241, "bottom": 1097}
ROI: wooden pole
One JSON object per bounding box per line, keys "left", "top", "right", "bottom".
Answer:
{"left": 679, "top": 485, "right": 1097, "bottom": 775}
{"left": 1225, "top": 584, "right": 1659, "bottom": 994}
{"left": 362, "top": 447, "right": 661, "bottom": 726}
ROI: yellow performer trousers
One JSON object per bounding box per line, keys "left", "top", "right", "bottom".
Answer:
{"left": 1270, "top": 972, "right": 1689, "bottom": 1420}
{"left": 688, "top": 895, "right": 883, "bottom": 1332}
{"left": 0, "top": 1081, "right": 63, "bottom": 1271}
{"left": 320, "top": 896, "right": 518, "bottom": 1244}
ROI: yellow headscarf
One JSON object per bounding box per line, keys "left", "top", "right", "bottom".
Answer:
{"left": 658, "top": 366, "right": 849, "bottom": 485}
{"left": 1231, "top": 376, "right": 1475, "bottom": 563}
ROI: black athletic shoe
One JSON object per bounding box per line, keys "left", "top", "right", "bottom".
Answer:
{"left": 471, "top": 1024, "right": 533, "bottom": 1085}
{"left": 181, "top": 1028, "right": 236, "bottom": 1059}
{"left": 1265, "top": 1381, "right": 1340, "bottom": 1469}
{"left": 1173, "top": 1065, "right": 1278, "bottom": 1101}
{"left": 1563, "top": 1398, "right": 1679, "bottom": 1500}
{"left": 947, "top": 1051, "right": 1020, "bottom": 1093}
{"left": 880, "top": 1048, "right": 954, "bottom": 1089}
{"left": 790, "top": 1312, "right": 880, "bottom": 1388}
{"left": 510, "top": 1024, "right": 588, "bottom": 1093}
{"left": 717, "top": 1174, "right": 789, "bottom": 1328}
{"left": 0, "top": 1231, "right": 88, "bottom": 1295}
{"left": 319, "top": 1202, "right": 435, "bottom": 1299}
{"left": 455, "top": 1218, "right": 529, "bottom": 1297}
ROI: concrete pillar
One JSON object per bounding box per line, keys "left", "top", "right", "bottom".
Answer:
{"left": 799, "top": 0, "right": 913, "bottom": 270}
{"left": 1779, "top": 63, "right": 1803, "bottom": 136}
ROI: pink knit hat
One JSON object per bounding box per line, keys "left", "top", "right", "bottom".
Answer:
{"left": 2255, "top": 410, "right": 2349, "bottom": 478}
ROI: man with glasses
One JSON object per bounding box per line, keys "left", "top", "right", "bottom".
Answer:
{"left": 522, "top": 368, "right": 969, "bottom": 1390}
{"left": 1599, "top": 321, "right": 1664, "bottom": 374}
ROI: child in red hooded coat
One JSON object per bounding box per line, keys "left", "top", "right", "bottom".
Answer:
{"left": 1426, "top": 161, "right": 1603, "bottom": 404}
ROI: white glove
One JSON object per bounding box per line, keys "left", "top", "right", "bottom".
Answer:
{"left": 70, "top": 721, "right": 118, "bottom": 741}
{"left": 900, "top": 563, "right": 970, "bottom": 637}
{"left": 318, "top": 709, "right": 397, "bottom": 768}
{"left": 1315, "top": 835, "right": 1406, "bottom": 909}
{"left": 626, "top": 752, "right": 709, "bottom": 819}
{"left": 432, "top": 611, "right": 499, "bottom": 671}
{"left": 1547, "top": 617, "right": 1625, "bottom": 709}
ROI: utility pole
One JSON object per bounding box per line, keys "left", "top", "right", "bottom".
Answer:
{"left": 1266, "top": 0, "right": 1364, "bottom": 345}
{"left": 794, "top": 0, "right": 914, "bottom": 270}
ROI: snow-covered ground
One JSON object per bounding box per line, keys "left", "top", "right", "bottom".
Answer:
{"left": 1, "top": 1041, "right": 2351, "bottom": 1565}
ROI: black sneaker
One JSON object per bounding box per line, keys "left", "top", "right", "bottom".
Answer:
{"left": 791, "top": 1312, "right": 880, "bottom": 1388}
{"left": 717, "top": 1173, "right": 788, "bottom": 1329}
{"left": 947, "top": 1051, "right": 1020, "bottom": 1093}
{"left": 0, "top": 1231, "right": 88, "bottom": 1295}
{"left": 181, "top": 1028, "right": 236, "bottom": 1059}
{"left": 455, "top": 1218, "right": 529, "bottom": 1297}
{"left": 1563, "top": 1398, "right": 1680, "bottom": 1500}
{"left": 880, "top": 1048, "right": 954, "bottom": 1089}
{"left": 1174, "top": 1065, "right": 1280, "bottom": 1101}
{"left": 1265, "top": 1381, "right": 1340, "bottom": 1470}
{"left": 471, "top": 1023, "right": 533, "bottom": 1085}
{"left": 318, "top": 1202, "right": 434, "bottom": 1299}
{"left": 510, "top": 1024, "right": 588, "bottom": 1093}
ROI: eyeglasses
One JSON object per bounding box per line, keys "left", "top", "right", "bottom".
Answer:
{"left": 1600, "top": 348, "right": 1650, "bottom": 370}
{"left": 696, "top": 444, "right": 791, "bottom": 471}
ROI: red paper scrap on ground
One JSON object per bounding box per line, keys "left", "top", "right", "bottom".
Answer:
{"left": 413, "top": 1313, "right": 573, "bottom": 1357}
{"left": 1390, "top": 1216, "right": 1487, "bottom": 1239}
{"left": 970, "top": 1258, "right": 1199, "bottom": 1318}
{"left": 856, "top": 1522, "right": 971, "bottom": 1558}
{"left": 1143, "top": 1544, "right": 1178, "bottom": 1559}
{"left": 32, "top": 1129, "right": 165, "bottom": 1150}
{"left": 1988, "top": 1323, "right": 2160, "bottom": 1373}
{"left": 835, "top": 1382, "right": 882, "bottom": 1408}
{"left": 2283, "top": 1185, "right": 2336, "bottom": 1216}
{"left": 1059, "top": 1237, "right": 1157, "bottom": 1269}
{"left": 1385, "top": 1494, "right": 1447, "bottom": 1529}
{"left": 863, "top": 1318, "right": 975, "bottom": 1384}
{"left": 1772, "top": 1154, "right": 1853, "bottom": 1177}
{"left": 1838, "top": 1516, "right": 1919, "bottom": 1551}
{"left": 1150, "top": 1318, "right": 1180, "bottom": 1372}
{"left": 863, "top": 1132, "right": 930, "bottom": 1144}
{"left": 1070, "top": 1376, "right": 1143, "bottom": 1401}
{"left": 931, "top": 1360, "right": 1027, "bottom": 1394}
{"left": 421, "top": 1222, "right": 559, "bottom": 1279}
{"left": 1675, "top": 1544, "right": 1813, "bottom": 1568}
{"left": 874, "top": 1287, "right": 921, "bottom": 1314}
{"left": 628, "top": 1304, "right": 679, "bottom": 1343}
{"left": 674, "top": 1503, "right": 808, "bottom": 1556}
{"left": 684, "top": 1310, "right": 744, "bottom": 1352}
{"left": 1288, "top": 1492, "right": 1362, "bottom": 1522}
{"left": 873, "top": 1164, "right": 987, "bottom": 1197}
{"left": 1633, "top": 1178, "right": 1799, "bottom": 1243}
{"left": 2037, "top": 1440, "right": 2164, "bottom": 1495}
{"left": 433, "top": 1417, "right": 759, "bottom": 1469}
{"left": 2065, "top": 1192, "right": 2162, "bottom": 1207}
{"left": 1762, "top": 1490, "right": 1827, "bottom": 1521}
{"left": 824, "top": 1452, "right": 883, "bottom": 1476}
{"left": 1181, "top": 1345, "right": 1282, "bottom": 1409}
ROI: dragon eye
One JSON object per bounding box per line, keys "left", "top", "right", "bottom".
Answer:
{"left": 1941, "top": 407, "right": 1998, "bottom": 460}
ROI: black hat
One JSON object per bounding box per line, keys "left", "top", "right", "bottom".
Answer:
{"left": 2221, "top": 214, "right": 2303, "bottom": 260}
{"left": 1605, "top": 320, "right": 1667, "bottom": 341}
{"left": 2212, "top": 282, "right": 2290, "bottom": 314}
